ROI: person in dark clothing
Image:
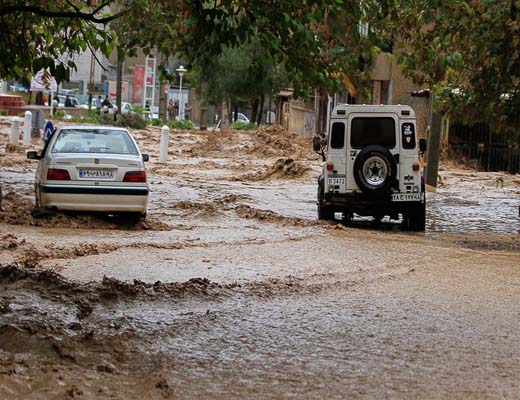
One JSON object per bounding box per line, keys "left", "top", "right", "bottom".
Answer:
{"left": 101, "top": 96, "right": 112, "bottom": 113}
{"left": 64, "top": 95, "right": 73, "bottom": 107}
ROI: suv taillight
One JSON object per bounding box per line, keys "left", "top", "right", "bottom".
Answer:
{"left": 412, "top": 162, "right": 420, "bottom": 172}
{"left": 326, "top": 162, "right": 334, "bottom": 171}
{"left": 123, "top": 171, "right": 147, "bottom": 182}
{"left": 47, "top": 168, "right": 70, "bottom": 180}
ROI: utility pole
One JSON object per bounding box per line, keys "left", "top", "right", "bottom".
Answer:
{"left": 200, "top": 81, "right": 208, "bottom": 131}
{"left": 425, "top": 93, "right": 443, "bottom": 190}
{"left": 116, "top": 49, "right": 123, "bottom": 112}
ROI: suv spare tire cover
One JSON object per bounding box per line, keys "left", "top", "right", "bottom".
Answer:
{"left": 353, "top": 145, "right": 397, "bottom": 195}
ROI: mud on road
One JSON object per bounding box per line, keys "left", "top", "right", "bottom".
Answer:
{"left": 1, "top": 118, "right": 519, "bottom": 399}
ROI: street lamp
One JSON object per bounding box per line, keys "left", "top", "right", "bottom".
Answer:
{"left": 176, "top": 65, "right": 187, "bottom": 119}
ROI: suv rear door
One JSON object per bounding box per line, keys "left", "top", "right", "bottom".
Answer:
{"left": 346, "top": 113, "right": 399, "bottom": 190}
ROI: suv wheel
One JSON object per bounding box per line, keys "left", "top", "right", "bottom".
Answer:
{"left": 406, "top": 203, "right": 426, "bottom": 231}
{"left": 353, "top": 145, "right": 397, "bottom": 195}
{"left": 317, "top": 182, "right": 334, "bottom": 221}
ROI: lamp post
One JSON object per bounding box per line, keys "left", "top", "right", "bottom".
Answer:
{"left": 176, "top": 65, "right": 187, "bottom": 120}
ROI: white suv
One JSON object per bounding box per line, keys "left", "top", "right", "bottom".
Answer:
{"left": 316, "top": 104, "right": 426, "bottom": 230}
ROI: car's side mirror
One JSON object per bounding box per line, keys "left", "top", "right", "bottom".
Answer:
{"left": 27, "top": 151, "right": 41, "bottom": 160}
{"left": 142, "top": 154, "right": 149, "bottom": 162}
{"left": 419, "top": 138, "right": 427, "bottom": 152}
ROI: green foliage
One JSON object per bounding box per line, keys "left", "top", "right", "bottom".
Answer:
{"left": 69, "top": 109, "right": 100, "bottom": 124}
{"left": 166, "top": 119, "right": 195, "bottom": 130}
{"left": 0, "top": 109, "right": 8, "bottom": 116}
{"left": 119, "top": 112, "right": 147, "bottom": 130}
{"left": 389, "top": 1, "right": 520, "bottom": 134}
{"left": 2, "top": 0, "right": 384, "bottom": 102}
{"left": 0, "top": 1, "right": 116, "bottom": 82}
{"left": 66, "top": 109, "right": 146, "bottom": 129}
{"left": 230, "top": 121, "right": 257, "bottom": 131}
{"left": 110, "top": 1, "right": 381, "bottom": 98}
{"left": 151, "top": 118, "right": 163, "bottom": 127}
{"left": 54, "top": 110, "right": 65, "bottom": 119}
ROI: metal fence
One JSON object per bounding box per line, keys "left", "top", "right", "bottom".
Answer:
{"left": 449, "top": 122, "right": 520, "bottom": 173}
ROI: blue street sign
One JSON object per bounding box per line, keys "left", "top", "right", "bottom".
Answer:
{"left": 44, "top": 120, "right": 54, "bottom": 142}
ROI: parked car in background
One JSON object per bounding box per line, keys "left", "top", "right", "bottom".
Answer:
{"left": 215, "top": 112, "right": 250, "bottom": 129}
{"left": 27, "top": 126, "right": 149, "bottom": 217}
{"left": 58, "top": 95, "right": 80, "bottom": 108}
{"left": 9, "top": 82, "right": 28, "bottom": 92}
{"left": 121, "top": 102, "right": 134, "bottom": 114}
{"left": 232, "top": 112, "right": 250, "bottom": 123}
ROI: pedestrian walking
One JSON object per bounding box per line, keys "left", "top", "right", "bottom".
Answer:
{"left": 168, "top": 99, "right": 175, "bottom": 121}
{"left": 174, "top": 100, "right": 179, "bottom": 119}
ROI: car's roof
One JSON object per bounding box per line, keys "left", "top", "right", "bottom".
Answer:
{"left": 57, "top": 125, "right": 129, "bottom": 131}
{"left": 331, "top": 104, "right": 416, "bottom": 118}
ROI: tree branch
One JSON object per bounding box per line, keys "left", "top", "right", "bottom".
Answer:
{"left": 80, "top": 29, "right": 108, "bottom": 72}
{"left": 0, "top": 4, "right": 124, "bottom": 24}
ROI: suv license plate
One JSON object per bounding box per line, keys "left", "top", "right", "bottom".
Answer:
{"left": 79, "top": 169, "right": 114, "bottom": 179}
{"left": 391, "top": 193, "right": 421, "bottom": 202}
{"left": 327, "top": 176, "right": 345, "bottom": 186}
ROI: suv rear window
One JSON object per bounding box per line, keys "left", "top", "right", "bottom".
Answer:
{"left": 330, "top": 122, "right": 345, "bottom": 149}
{"left": 350, "top": 117, "right": 396, "bottom": 149}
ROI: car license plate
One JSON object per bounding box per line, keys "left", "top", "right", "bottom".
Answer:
{"left": 79, "top": 169, "right": 114, "bottom": 180}
{"left": 327, "top": 176, "right": 346, "bottom": 186}
{"left": 391, "top": 193, "right": 422, "bottom": 202}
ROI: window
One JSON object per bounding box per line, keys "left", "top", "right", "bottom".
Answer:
{"left": 52, "top": 129, "right": 138, "bottom": 155}
{"left": 401, "top": 123, "right": 416, "bottom": 149}
{"left": 330, "top": 122, "right": 345, "bottom": 149}
{"left": 350, "top": 117, "right": 396, "bottom": 149}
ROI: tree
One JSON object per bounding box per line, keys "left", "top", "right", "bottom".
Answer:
{"left": 189, "top": 36, "right": 288, "bottom": 124}
{"left": 101, "top": 1, "right": 384, "bottom": 99}
{"left": 0, "top": 0, "right": 119, "bottom": 83}
{"left": 1, "top": 0, "right": 385, "bottom": 104}
{"left": 389, "top": 0, "right": 520, "bottom": 134}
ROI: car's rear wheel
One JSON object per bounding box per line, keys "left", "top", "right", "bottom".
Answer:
{"left": 353, "top": 145, "right": 397, "bottom": 195}
{"left": 406, "top": 203, "right": 426, "bottom": 231}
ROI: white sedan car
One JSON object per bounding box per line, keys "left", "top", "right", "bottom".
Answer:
{"left": 27, "top": 126, "right": 149, "bottom": 216}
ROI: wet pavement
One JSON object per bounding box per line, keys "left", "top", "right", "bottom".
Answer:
{"left": 1, "top": 122, "right": 519, "bottom": 399}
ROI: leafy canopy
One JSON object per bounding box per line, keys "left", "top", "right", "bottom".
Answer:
{"left": 0, "top": 0, "right": 118, "bottom": 83}
{"left": 390, "top": 0, "right": 520, "bottom": 133}
{"left": 1, "top": 0, "right": 382, "bottom": 97}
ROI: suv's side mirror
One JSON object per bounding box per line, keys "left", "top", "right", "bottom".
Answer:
{"left": 419, "top": 138, "right": 427, "bottom": 152}
{"left": 142, "top": 153, "right": 149, "bottom": 162}
{"left": 27, "top": 151, "right": 41, "bottom": 160}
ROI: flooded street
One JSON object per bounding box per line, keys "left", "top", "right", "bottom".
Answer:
{"left": 1, "top": 119, "right": 519, "bottom": 399}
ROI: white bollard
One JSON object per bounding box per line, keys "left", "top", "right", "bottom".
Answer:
{"left": 10, "top": 116, "right": 20, "bottom": 146}
{"left": 23, "top": 111, "right": 32, "bottom": 146}
{"left": 159, "top": 125, "right": 169, "bottom": 163}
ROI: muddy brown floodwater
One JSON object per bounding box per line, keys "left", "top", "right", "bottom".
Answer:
{"left": 1, "top": 118, "right": 519, "bottom": 399}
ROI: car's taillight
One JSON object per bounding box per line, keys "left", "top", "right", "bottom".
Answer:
{"left": 47, "top": 168, "right": 71, "bottom": 180}
{"left": 326, "top": 162, "right": 334, "bottom": 171}
{"left": 412, "top": 162, "right": 420, "bottom": 172}
{"left": 123, "top": 171, "right": 147, "bottom": 182}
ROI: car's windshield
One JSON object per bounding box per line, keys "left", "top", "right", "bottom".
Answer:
{"left": 51, "top": 129, "right": 138, "bottom": 155}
